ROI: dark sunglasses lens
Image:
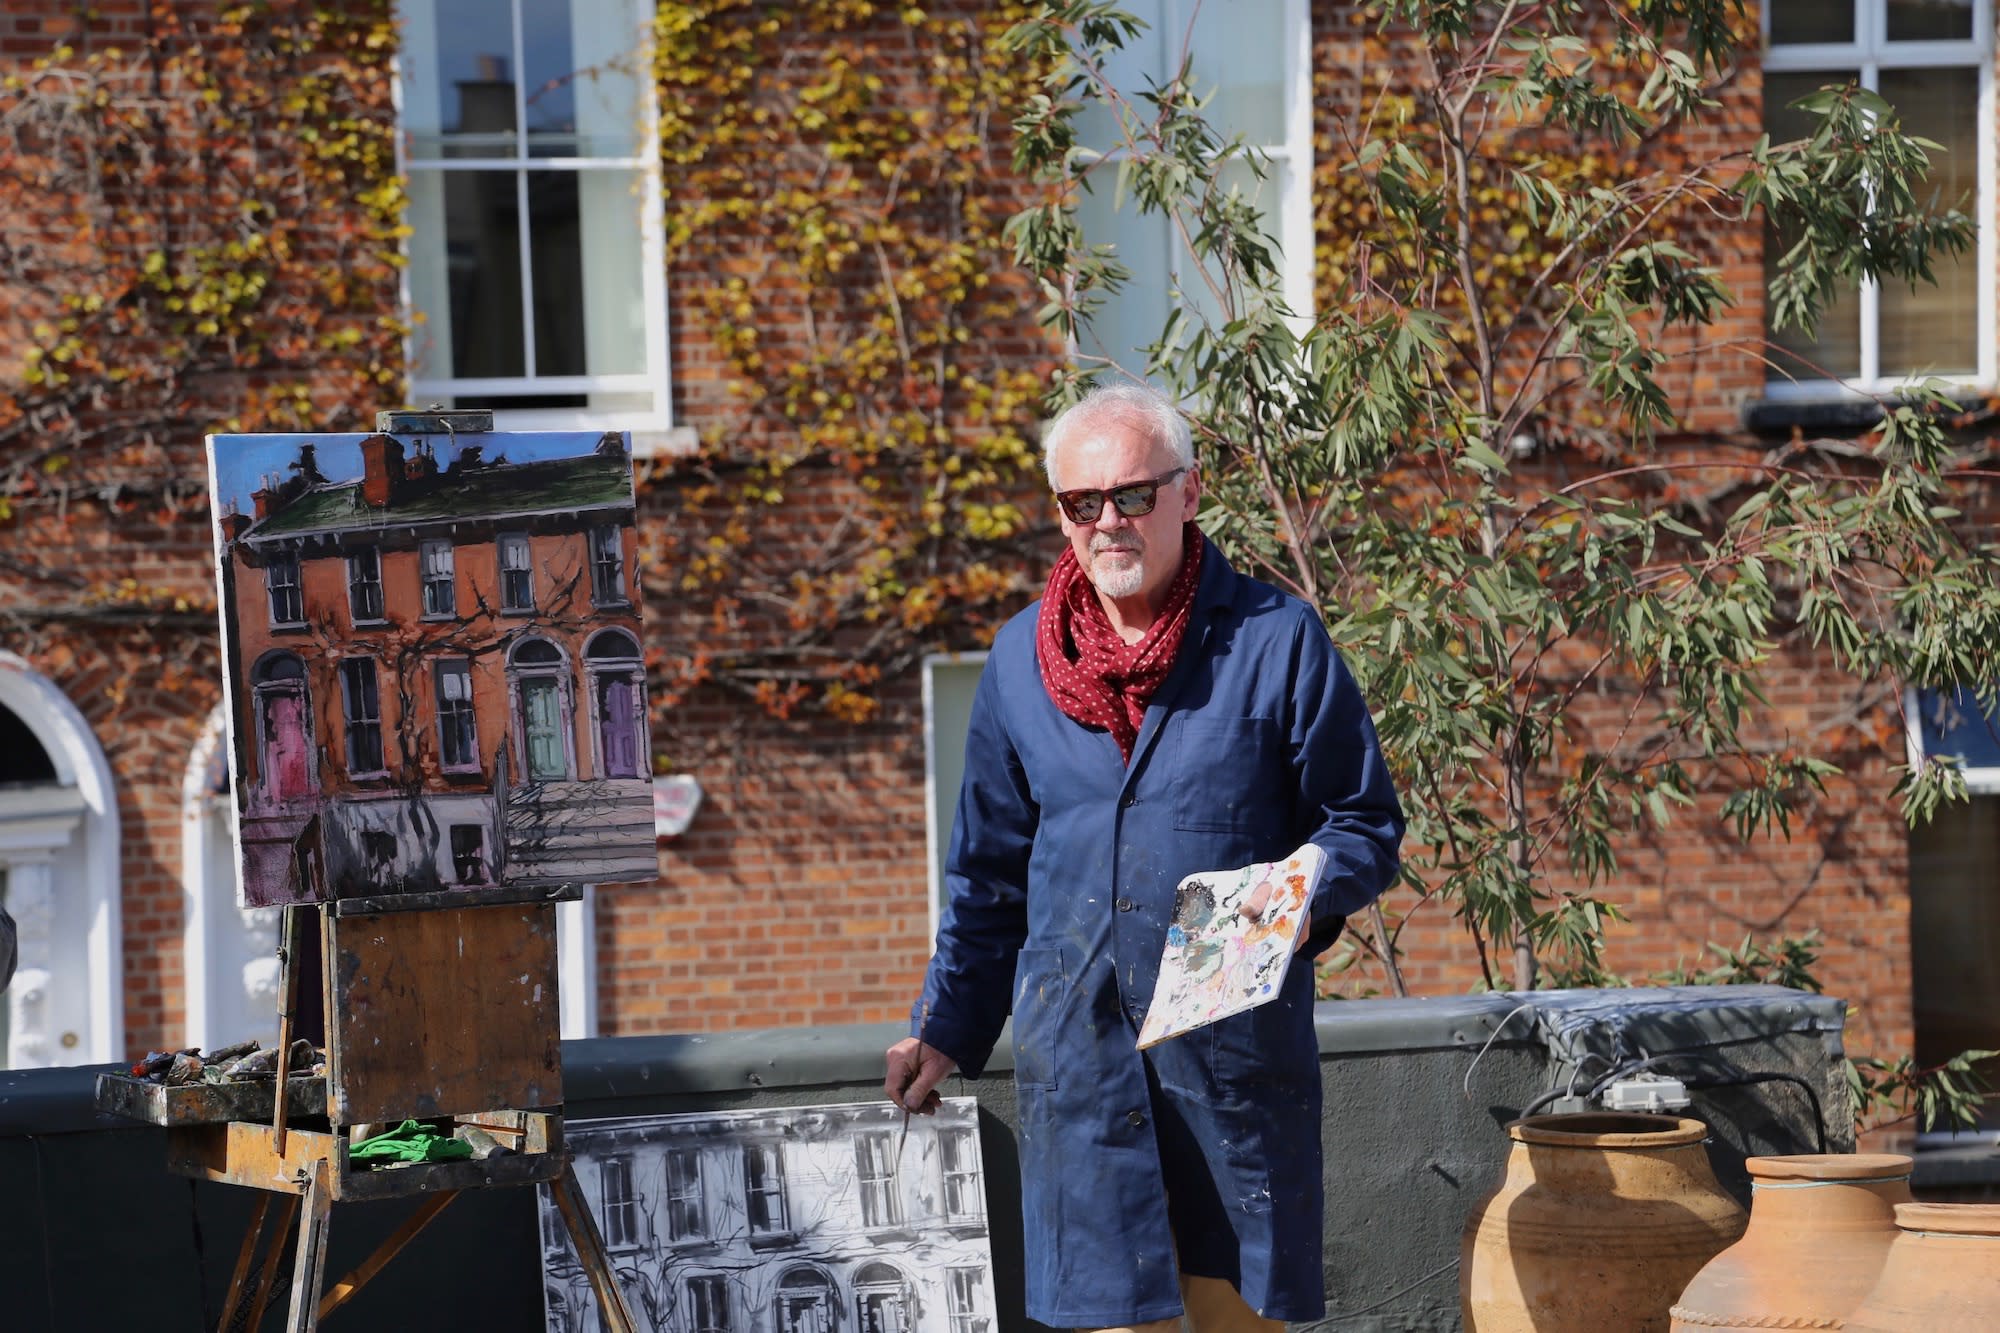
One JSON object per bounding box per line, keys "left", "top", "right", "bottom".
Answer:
{"left": 1061, "top": 492, "right": 1104, "bottom": 522}
{"left": 1109, "top": 483, "right": 1159, "bottom": 517}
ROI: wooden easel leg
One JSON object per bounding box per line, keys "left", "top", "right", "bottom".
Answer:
{"left": 216, "top": 1194, "right": 274, "bottom": 1333}
{"left": 315, "top": 1190, "right": 458, "bottom": 1322}
{"left": 244, "top": 1194, "right": 301, "bottom": 1333}
{"left": 286, "top": 1160, "right": 334, "bottom": 1333}
{"left": 551, "top": 1160, "right": 638, "bottom": 1333}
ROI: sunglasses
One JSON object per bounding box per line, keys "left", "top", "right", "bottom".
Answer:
{"left": 1053, "top": 467, "right": 1187, "bottom": 524}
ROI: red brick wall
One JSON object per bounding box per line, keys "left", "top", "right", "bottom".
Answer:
{"left": 0, "top": 1, "right": 1966, "bottom": 1080}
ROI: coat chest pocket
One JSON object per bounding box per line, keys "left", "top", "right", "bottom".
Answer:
{"left": 1011, "top": 947, "right": 1064, "bottom": 1091}
{"left": 1171, "top": 715, "right": 1286, "bottom": 833}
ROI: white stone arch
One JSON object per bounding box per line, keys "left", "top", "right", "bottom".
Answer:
{"left": 0, "top": 650, "right": 123, "bottom": 1065}
{"left": 180, "top": 705, "right": 281, "bottom": 1052}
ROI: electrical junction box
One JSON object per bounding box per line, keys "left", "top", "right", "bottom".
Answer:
{"left": 1602, "top": 1073, "right": 1693, "bottom": 1114}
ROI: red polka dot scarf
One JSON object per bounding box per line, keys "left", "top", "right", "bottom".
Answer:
{"left": 1035, "top": 524, "right": 1205, "bottom": 763}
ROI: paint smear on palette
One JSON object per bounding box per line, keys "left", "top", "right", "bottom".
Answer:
{"left": 1136, "top": 843, "right": 1325, "bottom": 1051}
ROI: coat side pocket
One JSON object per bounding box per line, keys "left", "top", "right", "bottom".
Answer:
{"left": 1010, "top": 946, "right": 1064, "bottom": 1091}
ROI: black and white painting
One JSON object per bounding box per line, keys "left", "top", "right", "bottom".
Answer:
{"left": 540, "top": 1098, "right": 997, "bottom": 1333}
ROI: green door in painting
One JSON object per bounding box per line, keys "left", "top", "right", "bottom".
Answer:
{"left": 521, "top": 677, "right": 567, "bottom": 781}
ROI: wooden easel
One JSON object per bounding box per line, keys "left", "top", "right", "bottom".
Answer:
{"left": 154, "top": 896, "right": 637, "bottom": 1332}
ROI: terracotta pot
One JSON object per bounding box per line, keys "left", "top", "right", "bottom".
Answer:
{"left": 1844, "top": 1202, "right": 2000, "bottom": 1332}
{"left": 1669, "top": 1153, "right": 1912, "bottom": 1331}
{"left": 1462, "top": 1113, "right": 1748, "bottom": 1333}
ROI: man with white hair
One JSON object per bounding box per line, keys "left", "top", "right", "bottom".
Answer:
{"left": 886, "top": 381, "right": 1404, "bottom": 1331}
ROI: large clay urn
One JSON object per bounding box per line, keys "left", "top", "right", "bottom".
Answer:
{"left": 1845, "top": 1201, "right": 2000, "bottom": 1331}
{"left": 1669, "top": 1153, "right": 1912, "bottom": 1331}
{"left": 1461, "top": 1112, "right": 1747, "bottom": 1332}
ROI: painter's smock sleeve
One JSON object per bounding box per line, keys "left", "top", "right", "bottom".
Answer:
{"left": 1289, "top": 613, "right": 1405, "bottom": 959}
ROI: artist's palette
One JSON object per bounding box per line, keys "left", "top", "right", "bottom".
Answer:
{"left": 1136, "top": 844, "right": 1323, "bottom": 1050}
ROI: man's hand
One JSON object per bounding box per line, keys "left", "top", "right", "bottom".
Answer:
{"left": 1237, "top": 882, "right": 1314, "bottom": 954}
{"left": 884, "top": 1036, "right": 958, "bottom": 1114}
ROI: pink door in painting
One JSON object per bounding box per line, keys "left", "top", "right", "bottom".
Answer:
{"left": 254, "top": 653, "right": 313, "bottom": 802}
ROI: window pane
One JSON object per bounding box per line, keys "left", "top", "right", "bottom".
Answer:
{"left": 1762, "top": 72, "right": 1861, "bottom": 379}
{"left": 1768, "top": 1, "right": 1854, "bottom": 44}
{"left": 1189, "top": 0, "right": 1289, "bottom": 145}
{"left": 407, "top": 168, "right": 526, "bottom": 381}
{"left": 400, "top": 0, "right": 520, "bottom": 159}
{"left": 1888, "top": 0, "right": 1974, "bottom": 41}
{"left": 1877, "top": 67, "right": 1978, "bottom": 379}
{"left": 525, "top": 0, "right": 641, "bottom": 158}
{"left": 525, "top": 170, "right": 647, "bottom": 378}
{"left": 1074, "top": 184, "right": 1173, "bottom": 379}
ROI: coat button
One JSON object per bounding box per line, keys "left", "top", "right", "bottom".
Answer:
{"left": 1128, "top": 1109, "right": 1146, "bottom": 1127}
{"left": 1115, "top": 897, "right": 1134, "bottom": 912}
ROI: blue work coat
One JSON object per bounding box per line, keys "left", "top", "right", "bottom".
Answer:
{"left": 916, "top": 544, "right": 1405, "bottom": 1328}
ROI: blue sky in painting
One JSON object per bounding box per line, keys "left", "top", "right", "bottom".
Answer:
{"left": 208, "top": 431, "right": 615, "bottom": 519}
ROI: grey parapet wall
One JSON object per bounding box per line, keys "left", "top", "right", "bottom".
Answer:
{"left": 0, "top": 985, "right": 1845, "bottom": 1333}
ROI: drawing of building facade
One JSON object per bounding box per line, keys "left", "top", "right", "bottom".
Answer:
{"left": 542, "top": 1099, "right": 997, "bottom": 1333}
{"left": 213, "top": 429, "right": 654, "bottom": 905}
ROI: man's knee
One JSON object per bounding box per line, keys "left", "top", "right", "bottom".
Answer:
{"left": 1180, "top": 1274, "right": 1284, "bottom": 1332}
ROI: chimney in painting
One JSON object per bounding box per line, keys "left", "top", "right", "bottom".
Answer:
{"left": 359, "top": 434, "right": 405, "bottom": 507}
{"left": 251, "top": 487, "right": 272, "bottom": 519}
{"left": 221, "top": 511, "right": 251, "bottom": 542}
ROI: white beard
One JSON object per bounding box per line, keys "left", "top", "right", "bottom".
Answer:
{"left": 1086, "top": 535, "right": 1147, "bottom": 598}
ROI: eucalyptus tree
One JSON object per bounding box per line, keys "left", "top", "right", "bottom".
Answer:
{"left": 1004, "top": 0, "right": 2000, "bottom": 1007}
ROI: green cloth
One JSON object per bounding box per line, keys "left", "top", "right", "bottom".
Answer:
{"left": 349, "top": 1120, "right": 473, "bottom": 1164}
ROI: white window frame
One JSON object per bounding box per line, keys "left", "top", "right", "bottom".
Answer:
{"left": 743, "top": 1142, "right": 791, "bottom": 1234}
{"left": 1904, "top": 683, "right": 2000, "bottom": 794}
{"left": 854, "top": 1132, "right": 903, "bottom": 1228}
{"left": 1761, "top": 0, "right": 1996, "bottom": 398}
{"left": 924, "top": 653, "right": 988, "bottom": 944}
{"left": 598, "top": 1154, "right": 643, "bottom": 1250}
{"left": 944, "top": 1267, "right": 986, "bottom": 1333}
{"left": 434, "top": 658, "right": 480, "bottom": 773}
{"left": 687, "top": 1274, "right": 732, "bottom": 1333}
{"left": 394, "top": 0, "right": 677, "bottom": 439}
{"left": 498, "top": 531, "right": 535, "bottom": 612}
{"left": 265, "top": 549, "right": 305, "bottom": 628}
{"left": 346, "top": 546, "right": 385, "bottom": 624}
{"left": 420, "top": 539, "right": 457, "bottom": 618}
{"left": 664, "top": 1146, "right": 706, "bottom": 1242}
{"left": 1073, "top": 0, "right": 1314, "bottom": 376}
{"left": 338, "top": 657, "right": 387, "bottom": 778}
{"left": 939, "top": 1126, "right": 984, "bottom": 1223}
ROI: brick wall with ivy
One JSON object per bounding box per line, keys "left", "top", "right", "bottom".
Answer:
{"left": 0, "top": 1, "right": 1961, "bottom": 1087}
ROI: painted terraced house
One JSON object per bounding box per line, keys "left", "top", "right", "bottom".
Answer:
{"left": 216, "top": 431, "right": 653, "bottom": 905}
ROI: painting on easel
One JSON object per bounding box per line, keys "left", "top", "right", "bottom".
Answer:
{"left": 207, "top": 426, "right": 657, "bottom": 908}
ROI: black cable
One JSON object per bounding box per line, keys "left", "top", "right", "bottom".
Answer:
{"left": 1680, "top": 1069, "right": 1829, "bottom": 1155}
{"left": 1516, "top": 1044, "right": 1831, "bottom": 1155}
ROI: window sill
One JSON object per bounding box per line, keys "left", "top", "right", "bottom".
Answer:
{"left": 269, "top": 621, "right": 309, "bottom": 633}
{"left": 501, "top": 605, "right": 537, "bottom": 617}
{"left": 420, "top": 612, "right": 460, "bottom": 623}
{"left": 1744, "top": 384, "right": 1990, "bottom": 436}
{"left": 351, "top": 618, "right": 389, "bottom": 630}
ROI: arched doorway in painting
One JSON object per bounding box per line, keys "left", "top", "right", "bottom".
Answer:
{"left": 584, "top": 628, "right": 646, "bottom": 780}
{"left": 507, "top": 636, "right": 574, "bottom": 783}
{"left": 774, "top": 1266, "right": 837, "bottom": 1333}
{"left": 854, "top": 1261, "right": 914, "bottom": 1333}
{"left": 251, "top": 651, "right": 313, "bottom": 804}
